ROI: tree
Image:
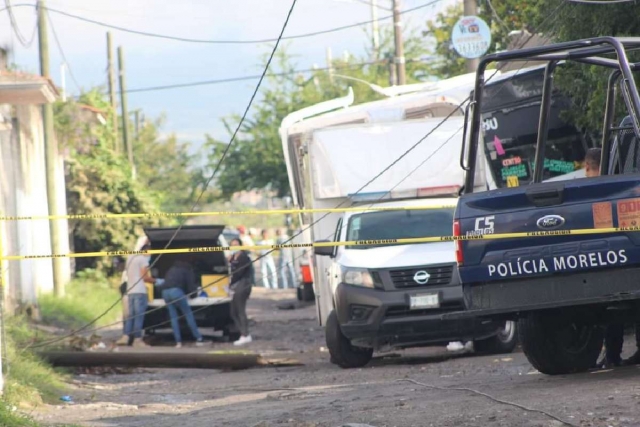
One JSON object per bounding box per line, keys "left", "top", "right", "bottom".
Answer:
{"left": 55, "top": 91, "right": 167, "bottom": 272}
{"left": 206, "top": 30, "right": 432, "bottom": 199}
{"left": 423, "top": 1, "right": 541, "bottom": 78}
{"left": 132, "top": 118, "right": 212, "bottom": 213}
{"left": 534, "top": 0, "right": 640, "bottom": 133}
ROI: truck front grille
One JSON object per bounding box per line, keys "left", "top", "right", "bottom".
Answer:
{"left": 389, "top": 265, "right": 454, "bottom": 288}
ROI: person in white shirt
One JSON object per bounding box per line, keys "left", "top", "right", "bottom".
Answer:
{"left": 116, "top": 240, "right": 156, "bottom": 347}
{"left": 257, "top": 229, "right": 278, "bottom": 289}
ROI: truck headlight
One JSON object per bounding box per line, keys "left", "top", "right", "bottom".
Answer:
{"left": 342, "top": 267, "right": 374, "bottom": 288}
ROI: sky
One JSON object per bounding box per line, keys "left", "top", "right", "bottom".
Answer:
{"left": 0, "top": 0, "right": 457, "bottom": 154}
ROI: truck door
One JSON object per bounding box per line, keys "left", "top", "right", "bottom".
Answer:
{"left": 316, "top": 217, "right": 343, "bottom": 326}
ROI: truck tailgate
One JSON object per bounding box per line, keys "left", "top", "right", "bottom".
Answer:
{"left": 457, "top": 175, "right": 640, "bottom": 284}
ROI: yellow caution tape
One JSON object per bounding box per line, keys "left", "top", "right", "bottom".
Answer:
{"left": 4, "top": 225, "right": 640, "bottom": 261}
{"left": 0, "top": 205, "right": 458, "bottom": 222}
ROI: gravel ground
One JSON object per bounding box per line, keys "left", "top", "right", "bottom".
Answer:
{"left": 33, "top": 288, "right": 640, "bottom": 427}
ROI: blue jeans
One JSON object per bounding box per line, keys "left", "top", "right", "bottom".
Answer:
{"left": 123, "top": 294, "right": 148, "bottom": 339}
{"left": 261, "top": 257, "right": 278, "bottom": 289}
{"left": 278, "top": 258, "right": 296, "bottom": 289}
{"left": 162, "top": 287, "right": 202, "bottom": 343}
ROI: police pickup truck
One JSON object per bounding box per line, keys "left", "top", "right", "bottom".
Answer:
{"left": 451, "top": 37, "right": 640, "bottom": 375}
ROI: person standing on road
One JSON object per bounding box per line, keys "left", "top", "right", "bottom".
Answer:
{"left": 159, "top": 257, "right": 206, "bottom": 348}
{"left": 276, "top": 228, "right": 296, "bottom": 289}
{"left": 118, "top": 241, "right": 156, "bottom": 347}
{"left": 258, "top": 229, "right": 278, "bottom": 289}
{"left": 228, "top": 238, "right": 254, "bottom": 346}
{"left": 237, "top": 225, "right": 256, "bottom": 285}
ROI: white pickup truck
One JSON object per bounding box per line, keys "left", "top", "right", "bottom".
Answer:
{"left": 314, "top": 197, "right": 517, "bottom": 367}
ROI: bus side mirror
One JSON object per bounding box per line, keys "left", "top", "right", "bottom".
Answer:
{"left": 314, "top": 241, "right": 334, "bottom": 257}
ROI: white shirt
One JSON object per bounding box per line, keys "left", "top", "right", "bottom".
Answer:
{"left": 125, "top": 255, "right": 150, "bottom": 294}
{"left": 257, "top": 238, "right": 275, "bottom": 258}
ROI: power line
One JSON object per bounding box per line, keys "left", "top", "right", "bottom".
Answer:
{"left": 27, "top": 3, "right": 565, "bottom": 348}
{"left": 18, "top": 0, "right": 442, "bottom": 45}
{"left": 565, "top": 0, "right": 636, "bottom": 3}
{"left": 25, "top": 0, "right": 300, "bottom": 351}
{"left": 122, "top": 61, "right": 385, "bottom": 94}
{"left": 45, "top": 9, "right": 81, "bottom": 92}
{"left": 25, "top": 0, "right": 566, "bottom": 348}
{"left": 485, "top": 0, "right": 511, "bottom": 33}
{"left": 4, "top": 0, "right": 37, "bottom": 48}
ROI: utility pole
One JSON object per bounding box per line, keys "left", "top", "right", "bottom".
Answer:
{"left": 133, "top": 110, "right": 140, "bottom": 140}
{"left": 326, "top": 47, "right": 334, "bottom": 84}
{"left": 60, "top": 63, "right": 66, "bottom": 102}
{"left": 463, "top": 0, "right": 479, "bottom": 73}
{"left": 117, "top": 46, "right": 135, "bottom": 177}
{"left": 107, "top": 32, "right": 118, "bottom": 153}
{"left": 38, "top": 0, "right": 65, "bottom": 297}
{"left": 392, "top": 0, "right": 406, "bottom": 85}
{"left": 371, "top": 0, "right": 380, "bottom": 59}
{"left": 387, "top": 54, "right": 397, "bottom": 86}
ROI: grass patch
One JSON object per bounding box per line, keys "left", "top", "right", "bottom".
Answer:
{"left": 4, "top": 317, "right": 67, "bottom": 407}
{"left": 0, "top": 316, "right": 71, "bottom": 426}
{"left": 38, "top": 269, "right": 121, "bottom": 330}
{"left": 0, "top": 401, "right": 39, "bottom": 427}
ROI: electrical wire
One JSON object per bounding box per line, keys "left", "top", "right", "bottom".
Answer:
{"left": 23, "top": 0, "right": 300, "bottom": 351}
{"left": 485, "top": 0, "right": 511, "bottom": 34}
{"left": 112, "top": 1, "right": 569, "bottom": 339}
{"left": 46, "top": 9, "right": 81, "bottom": 93}
{"left": 122, "top": 60, "right": 386, "bottom": 94}
{"left": 397, "top": 379, "right": 578, "bottom": 427}
{"left": 565, "top": 0, "right": 636, "bottom": 4}
{"left": 4, "top": 0, "right": 37, "bottom": 48}
{"left": 25, "top": 0, "right": 566, "bottom": 349}
{"left": 36, "top": 0, "right": 441, "bottom": 45}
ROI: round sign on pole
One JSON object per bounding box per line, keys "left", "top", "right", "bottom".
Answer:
{"left": 451, "top": 15, "right": 492, "bottom": 59}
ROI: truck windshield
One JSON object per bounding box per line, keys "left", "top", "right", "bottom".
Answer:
{"left": 481, "top": 68, "right": 592, "bottom": 188}
{"left": 345, "top": 208, "right": 454, "bottom": 249}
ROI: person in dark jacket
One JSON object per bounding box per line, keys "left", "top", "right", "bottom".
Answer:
{"left": 159, "top": 257, "right": 205, "bottom": 348}
{"left": 228, "top": 238, "right": 254, "bottom": 346}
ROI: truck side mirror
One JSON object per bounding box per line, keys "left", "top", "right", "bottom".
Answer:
{"left": 314, "top": 240, "right": 334, "bottom": 257}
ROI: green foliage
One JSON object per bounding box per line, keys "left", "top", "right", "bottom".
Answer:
{"left": 38, "top": 269, "right": 121, "bottom": 329}
{"left": 536, "top": 0, "right": 640, "bottom": 133}
{"left": 0, "top": 403, "right": 40, "bottom": 427}
{"left": 423, "top": 1, "right": 539, "bottom": 78}
{"left": 206, "top": 32, "right": 432, "bottom": 199}
{"left": 133, "top": 117, "right": 212, "bottom": 212}
{"left": 55, "top": 92, "right": 167, "bottom": 271}
{"left": 4, "top": 316, "right": 67, "bottom": 410}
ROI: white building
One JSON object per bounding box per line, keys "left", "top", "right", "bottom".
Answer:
{"left": 0, "top": 67, "right": 71, "bottom": 308}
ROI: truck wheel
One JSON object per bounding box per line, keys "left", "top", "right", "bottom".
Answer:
{"left": 518, "top": 313, "right": 604, "bottom": 375}
{"left": 302, "top": 283, "right": 315, "bottom": 302}
{"left": 474, "top": 321, "right": 518, "bottom": 354}
{"left": 325, "top": 310, "right": 373, "bottom": 369}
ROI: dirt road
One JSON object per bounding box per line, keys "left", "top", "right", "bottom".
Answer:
{"left": 35, "top": 288, "right": 640, "bottom": 427}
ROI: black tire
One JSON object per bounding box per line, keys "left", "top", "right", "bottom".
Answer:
{"left": 518, "top": 313, "right": 604, "bottom": 375}
{"left": 325, "top": 310, "right": 373, "bottom": 368}
{"left": 302, "top": 283, "right": 315, "bottom": 302}
{"left": 474, "top": 320, "right": 518, "bottom": 354}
